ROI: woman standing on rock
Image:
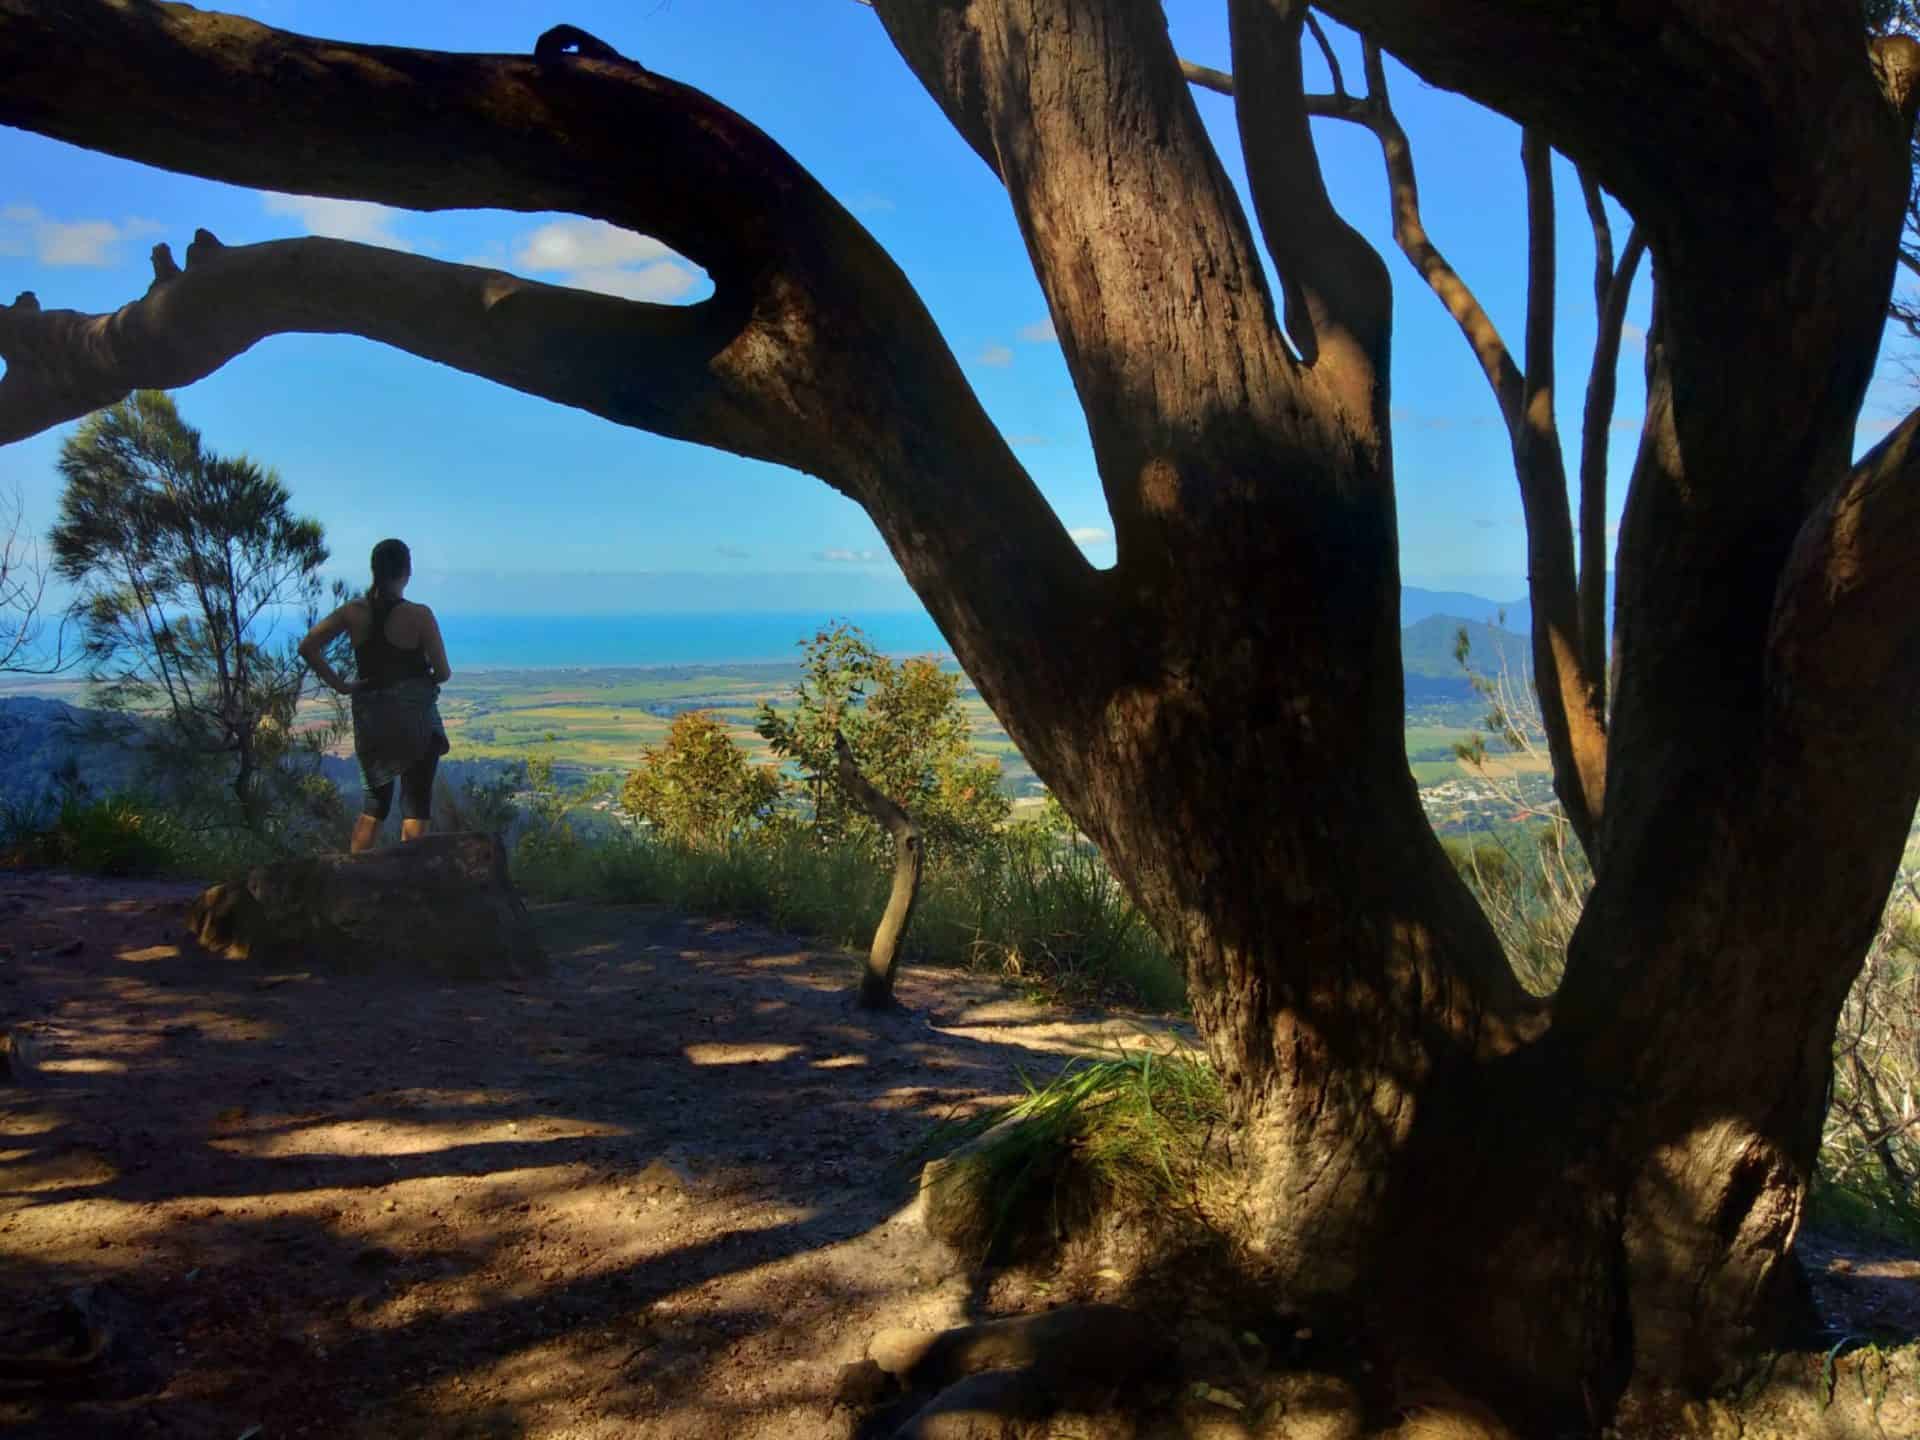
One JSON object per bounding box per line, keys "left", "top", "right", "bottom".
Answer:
{"left": 299, "top": 538, "right": 453, "bottom": 853}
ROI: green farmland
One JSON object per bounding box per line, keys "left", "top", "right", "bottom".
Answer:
{"left": 404, "top": 663, "right": 1519, "bottom": 807}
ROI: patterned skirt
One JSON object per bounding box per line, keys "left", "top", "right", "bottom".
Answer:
{"left": 351, "top": 676, "right": 450, "bottom": 793}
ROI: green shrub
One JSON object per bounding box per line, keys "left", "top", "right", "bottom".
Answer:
{"left": 1815, "top": 875, "right": 1920, "bottom": 1246}
{"left": 918, "top": 1048, "right": 1226, "bottom": 1257}
{"left": 513, "top": 816, "right": 1185, "bottom": 1011}
{"left": 620, "top": 711, "right": 782, "bottom": 848}
{"left": 755, "top": 621, "right": 1011, "bottom": 864}
{"left": 1, "top": 793, "right": 191, "bottom": 876}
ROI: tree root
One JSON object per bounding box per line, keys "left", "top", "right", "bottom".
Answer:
{"left": 0, "top": 1287, "right": 113, "bottom": 1390}
{"left": 851, "top": 1306, "right": 1167, "bottom": 1439}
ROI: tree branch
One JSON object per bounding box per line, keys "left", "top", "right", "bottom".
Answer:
{"left": 1302, "top": 11, "right": 1349, "bottom": 98}
{"left": 0, "top": 239, "right": 779, "bottom": 459}
{"left": 0, "top": 481, "right": 71, "bottom": 675}
{"left": 1180, "top": 57, "right": 1236, "bottom": 97}
{"left": 1578, "top": 223, "right": 1644, "bottom": 705}
{"left": 1770, "top": 407, "right": 1920, "bottom": 735}
{"left": 1181, "top": 56, "right": 1370, "bottom": 124}
{"left": 1577, "top": 167, "right": 1615, "bottom": 317}
{"left": 832, "top": 730, "right": 923, "bottom": 1008}
{"left": 1227, "top": 0, "right": 1391, "bottom": 400}
{"left": 1313, "top": 1, "right": 1902, "bottom": 256}
{"left": 1357, "top": 42, "right": 1521, "bottom": 428}
{"left": 0, "top": 3, "right": 779, "bottom": 279}
{"left": 874, "top": 0, "right": 1379, "bottom": 591}
{"left": 0, "top": 1, "right": 1102, "bottom": 783}
{"left": 1513, "top": 129, "right": 1605, "bottom": 855}
{"left": 1187, "top": 40, "right": 1609, "bottom": 851}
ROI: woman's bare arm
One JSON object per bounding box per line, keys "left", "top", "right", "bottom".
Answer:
{"left": 299, "top": 602, "right": 360, "bottom": 695}
{"left": 419, "top": 606, "right": 452, "bottom": 684}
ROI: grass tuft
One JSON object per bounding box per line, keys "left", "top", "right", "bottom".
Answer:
{"left": 919, "top": 1046, "right": 1226, "bottom": 1257}
{"left": 512, "top": 825, "right": 1187, "bottom": 1012}
{"left": 1, "top": 793, "right": 191, "bottom": 876}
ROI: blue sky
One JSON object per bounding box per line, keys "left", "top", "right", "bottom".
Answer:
{"left": 1, "top": 0, "right": 1911, "bottom": 616}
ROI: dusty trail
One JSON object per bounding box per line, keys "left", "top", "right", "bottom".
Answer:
{"left": 0, "top": 870, "right": 1182, "bottom": 1439}
{"left": 4, "top": 869, "right": 1916, "bottom": 1439}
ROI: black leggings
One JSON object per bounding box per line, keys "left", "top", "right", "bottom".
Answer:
{"left": 361, "top": 750, "right": 439, "bottom": 823}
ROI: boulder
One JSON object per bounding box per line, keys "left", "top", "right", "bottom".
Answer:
{"left": 185, "top": 831, "right": 546, "bottom": 980}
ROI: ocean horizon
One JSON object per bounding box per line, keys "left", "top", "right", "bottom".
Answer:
{"left": 428, "top": 610, "right": 952, "bottom": 671}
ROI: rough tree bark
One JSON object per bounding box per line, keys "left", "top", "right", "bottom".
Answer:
{"left": 2, "top": 1, "right": 1918, "bottom": 1427}
{"left": 832, "top": 730, "right": 924, "bottom": 1008}
{"left": 1186, "top": 40, "right": 1633, "bottom": 860}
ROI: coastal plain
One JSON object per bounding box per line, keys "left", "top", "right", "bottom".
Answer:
{"left": 425, "top": 662, "right": 1553, "bottom": 822}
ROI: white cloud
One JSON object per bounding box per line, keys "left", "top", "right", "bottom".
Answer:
{"left": 1621, "top": 320, "right": 1647, "bottom": 351}
{"left": 1007, "top": 433, "right": 1049, "bottom": 448}
{"left": 563, "top": 262, "right": 699, "bottom": 303}
{"left": 976, "top": 343, "right": 1014, "bottom": 368}
{"left": 816, "top": 548, "right": 883, "bottom": 563}
{"left": 849, "top": 193, "right": 896, "bottom": 215}
{"left": 1018, "top": 318, "right": 1057, "bottom": 343}
{"left": 0, "top": 204, "right": 161, "bottom": 267}
{"left": 499, "top": 219, "right": 705, "bottom": 304}
{"left": 512, "top": 218, "right": 672, "bottom": 272}
{"left": 1068, "top": 526, "right": 1112, "bottom": 545}
{"left": 38, "top": 220, "right": 118, "bottom": 265}
{"left": 261, "top": 192, "right": 415, "bottom": 251}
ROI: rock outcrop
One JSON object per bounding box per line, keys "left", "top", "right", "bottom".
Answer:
{"left": 185, "top": 831, "right": 546, "bottom": 980}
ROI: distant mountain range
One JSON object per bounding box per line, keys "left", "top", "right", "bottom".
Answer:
{"left": 1402, "top": 615, "right": 1530, "bottom": 681}
{"left": 1401, "top": 586, "right": 1527, "bottom": 630}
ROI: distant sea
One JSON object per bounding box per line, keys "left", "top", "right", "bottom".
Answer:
{"left": 430, "top": 611, "right": 952, "bottom": 670}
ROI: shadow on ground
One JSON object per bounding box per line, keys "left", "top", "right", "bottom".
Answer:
{"left": 0, "top": 871, "right": 1187, "bottom": 1439}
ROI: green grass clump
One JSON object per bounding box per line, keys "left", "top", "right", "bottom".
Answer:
{"left": 920, "top": 1048, "right": 1226, "bottom": 1256}
{"left": 1, "top": 794, "right": 193, "bottom": 877}
{"left": 511, "top": 823, "right": 1186, "bottom": 1012}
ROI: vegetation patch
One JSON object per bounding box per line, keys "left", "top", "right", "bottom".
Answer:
{"left": 0, "top": 793, "right": 190, "bottom": 876}
{"left": 918, "top": 1048, "right": 1227, "bottom": 1263}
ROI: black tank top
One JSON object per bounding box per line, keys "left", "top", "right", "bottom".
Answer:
{"left": 356, "top": 594, "right": 432, "bottom": 690}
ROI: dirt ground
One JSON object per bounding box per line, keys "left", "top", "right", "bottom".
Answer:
{"left": 0, "top": 867, "right": 1202, "bottom": 1438}
{"left": 2, "top": 867, "right": 1917, "bottom": 1439}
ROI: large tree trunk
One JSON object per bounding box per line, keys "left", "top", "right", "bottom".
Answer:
{"left": 3, "top": 1, "right": 1919, "bottom": 1428}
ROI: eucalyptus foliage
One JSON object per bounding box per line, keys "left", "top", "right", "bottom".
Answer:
{"left": 51, "top": 390, "right": 343, "bottom": 825}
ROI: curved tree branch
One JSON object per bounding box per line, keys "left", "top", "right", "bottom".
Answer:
{"left": 1578, "top": 221, "right": 1645, "bottom": 704}
{"left": 1182, "top": 57, "right": 1369, "bottom": 124}
{"left": 0, "top": 0, "right": 1103, "bottom": 795}
{"left": 1357, "top": 42, "right": 1521, "bottom": 428}
{"left": 1312, "top": 2, "right": 1910, "bottom": 258}
{"left": 1302, "top": 11, "right": 1349, "bottom": 98}
{"left": 874, "top": 0, "right": 1381, "bottom": 594}
{"left": 1180, "top": 57, "right": 1236, "bottom": 96}
{"left": 832, "top": 730, "right": 924, "bottom": 1009}
{"left": 1514, "top": 129, "right": 1606, "bottom": 854}
{"left": 1228, "top": 0, "right": 1391, "bottom": 403}
{"left": 1186, "top": 37, "right": 1609, "bottom": 853}
{"left": 0, "top": 238, "right": 766, "bottom": 455}
{"left": 1770, "top": 407, "right": 1920, "bottom": 735}
{"left": 1577, "top": 167, "right": 1615, "bottom": 316}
